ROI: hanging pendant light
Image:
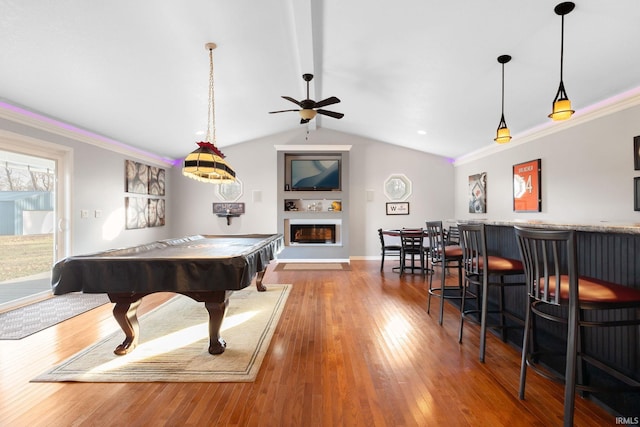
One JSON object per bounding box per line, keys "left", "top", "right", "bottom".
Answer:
{"left": 182, "top": 43, "right": 236, "bottom": 183}
{"left": 548, "top": 2, "right": 575, "bottom": 121}
{"left": 494, "top": 54, "right": 512, "bottom": 144}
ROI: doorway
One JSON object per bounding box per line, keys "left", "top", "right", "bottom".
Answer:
{"left": 0, "top": 143, "right": 69, "bottom": 311}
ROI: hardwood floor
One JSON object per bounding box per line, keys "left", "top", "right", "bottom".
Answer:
{"left": 0, "top": 261, "right": 616, "bottom": 426}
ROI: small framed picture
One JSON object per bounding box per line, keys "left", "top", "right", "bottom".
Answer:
{"left": 634, "top": 136, "right": 640, "bottom": 170}
{"left": 386, "top": 202, "right": 409, "bottom": 215}
{"left": 634, "top": 178, "right": 640, "bottom": 211}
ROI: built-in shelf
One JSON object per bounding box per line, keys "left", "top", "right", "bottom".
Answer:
{"left": 277, "top": 148, "right": 350, "bottom": 260}
{"left": 284, "top": 199, "right": 342, "bottom": 213}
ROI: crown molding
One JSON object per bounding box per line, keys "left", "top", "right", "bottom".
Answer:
{"left": 0, "top": 100, "right": 175, "bottom": 167}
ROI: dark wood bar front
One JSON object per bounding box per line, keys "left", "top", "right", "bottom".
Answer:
{"left": 462, "top": 221, "right": 640, "bottom": 415}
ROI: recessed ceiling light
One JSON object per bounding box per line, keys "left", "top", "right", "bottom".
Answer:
{"left": 417, "top": 130, "right": 427, "bottom": 135}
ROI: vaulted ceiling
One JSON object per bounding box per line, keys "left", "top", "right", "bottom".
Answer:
{"left": 1, "top": 0, "right": 639, "bottom": 161}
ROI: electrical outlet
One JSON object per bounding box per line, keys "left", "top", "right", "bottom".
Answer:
{"left": 95, "top": 210, "right": 103, "bottom": 218}
{"left": 80, "top": 209, "right": 89, "bottom": 219}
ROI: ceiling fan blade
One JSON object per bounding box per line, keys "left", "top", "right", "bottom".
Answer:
{"left": 313, "top": 96, "right": 341, "bottom": 109}
{"left": 269, "top": 109, "right": 300, "bottom": 114}
{"left": 316, "top": 109, "right": 344, "bottom": 119}
{"left": 282, "top": 96, "right": 301, "bottom": 106}
{"left": 300, "top": 118, "right": 310, "bottom": 124}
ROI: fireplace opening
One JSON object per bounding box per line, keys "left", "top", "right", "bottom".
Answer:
{"left": 290, "top": 224, "right": 336, "bottom": 244}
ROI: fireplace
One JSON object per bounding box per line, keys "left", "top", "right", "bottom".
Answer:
{"left": 290, "top": 224, "right": 336, "bottom": 244}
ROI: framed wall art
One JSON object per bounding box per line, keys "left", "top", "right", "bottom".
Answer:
{"left": 634, "top": 136, "right": 640, "bottom": 170}
{"left": 125, "top": 160, "right": 149, "bottom": 194}
{"left": 386, "top": 202, "right": 409, "bottom": 215}
{"left": 124, "top": 160, "right": 166, "bottom": 229}
{"left": 125, "top": 197, "right": 148, "bottom": 229}
{"left": 148, "top": 198, "right": 165, "bottom": 227}
{"left": 148, "top": 166, "right": 166, "bottom": 196}
{"left": 513, "top": 159, "right": 541, "bottom": 212}
{"left": 468, "top": 172, "right": 487, "bottom": 213}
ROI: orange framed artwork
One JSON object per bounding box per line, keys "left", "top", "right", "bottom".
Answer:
{"left": 513, "top": 159, "right": 541, "bottom": 212}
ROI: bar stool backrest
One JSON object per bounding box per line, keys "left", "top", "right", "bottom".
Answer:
{"left": 514, "top": 226, "right": 576, "bottom": 307}
{"left": 457, "top": 223, "right": 488, "bottom": 286}
{"left": 425, "top": 221, "right": 444, "bottom": 263}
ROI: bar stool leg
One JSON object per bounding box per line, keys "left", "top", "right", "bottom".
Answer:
{"left": 438, "top": 262, "right": 446, "bottom": 325}
{"left": 519, "top": 296, "right": 533, "bottom": 399}
{"left": 479, "top": 277, "right": 489, "bottom": 363}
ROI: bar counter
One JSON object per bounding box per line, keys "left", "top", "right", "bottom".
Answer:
{"left": 450, "top": 219, "right": 640, "bottom": 414}
{"left": 460, "top": 219, "right": 640, "bottom": 235}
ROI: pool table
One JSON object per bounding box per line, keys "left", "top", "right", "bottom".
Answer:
{"left": 51, "top": 234, "right": 283, "bottom": 355}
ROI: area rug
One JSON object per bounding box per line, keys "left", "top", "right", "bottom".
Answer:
{"left": 0, "top": 293, "right": 110, "bottom": 340}
{"left": 32, "top": 284, "right": 290, "bottom": 383}
{"left": 273, "top": 262, "right": 351, "bottom": 271}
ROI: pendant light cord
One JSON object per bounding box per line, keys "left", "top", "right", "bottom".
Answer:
{"left": 559, "top": 14, "right": 565, "bottom": 82}
{"left": 501, "top": 62, "right": 505, "bottom": 115}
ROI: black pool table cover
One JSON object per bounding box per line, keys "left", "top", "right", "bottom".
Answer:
{"left": 52, "top": 234, "right": 284, "bottom": 295}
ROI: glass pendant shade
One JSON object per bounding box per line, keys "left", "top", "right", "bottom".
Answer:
{"left": 549, "top": 87, "right": 574, "bottom": 121}
{"left": 182, "top": 43, "right": 236, "bottom": 184}
{"left": 495, "top": 118, "right": 512, "bottom": 144}
{"left": 183, "top": 142, "right": 236, "bottom": 183}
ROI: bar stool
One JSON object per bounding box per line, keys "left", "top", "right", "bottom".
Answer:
{"left": 425, "top": 221, "right": 463, "bottom": 325}
{"left": 457, "top": 223, "right": 525, "bottom": 362}
{"left": 514, "top": 226, "right": 640, "bottom": 427}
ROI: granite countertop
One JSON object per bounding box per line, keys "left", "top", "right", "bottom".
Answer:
{"left": 451, "top": 219, "right": 640, "bottom": 235}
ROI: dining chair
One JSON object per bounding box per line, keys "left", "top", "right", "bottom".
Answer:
{"left": 514, "top": 226, "right": 640, "bottom": 427}
{"left": 425, "top": 220, "right": 463, "bottom": 325}
{"left": 457, "top": 223, "right": 525, "bottom": 362}
{"left": 378, "top": 228, "right": 402, "bottom": 272}
{"left": 399, "top": 228, "right": 427, "bottom": 276}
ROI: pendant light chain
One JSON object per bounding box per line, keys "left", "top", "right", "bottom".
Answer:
{"left": 182, "top": 42, "right": 236, "bottom": 184}
{"left": 207, "top": 47, "right": 216, "bottom": 144}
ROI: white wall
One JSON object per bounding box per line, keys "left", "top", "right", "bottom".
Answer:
{"left": 169, "top": 127, "right": 456, "bottom": 258}
{"left": 454, "top": 101, "right": 640, "bottom": 223}
{"left": 0, "top": 115, "right": 173, "bottom": 257}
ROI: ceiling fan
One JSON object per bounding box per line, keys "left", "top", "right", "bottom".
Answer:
{"left": 269, "top": 73, "right": 344, "bottom": 124}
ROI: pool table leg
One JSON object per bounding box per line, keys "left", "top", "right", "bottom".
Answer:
{"left": 256, "top": 268, "right": 267, "bottom": 292}
{"left": 111, "top": 298, "right": 142, "bottom": 355}
{"left": 204, "top": 291, "right": 231, "bottom": 355}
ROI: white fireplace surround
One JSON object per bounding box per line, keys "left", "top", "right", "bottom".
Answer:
{"left": 286, "top": 219, "right": 342, "bottom": 246}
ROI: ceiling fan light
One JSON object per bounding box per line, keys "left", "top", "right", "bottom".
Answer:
{"left": 494, "top": 125, "right": 512, "bottom": 144}
{"left": 299, "top": 109, "right": 317, "bottom": 120}
{"left": 549, "top": 98, "right": 574, "bottom": 121}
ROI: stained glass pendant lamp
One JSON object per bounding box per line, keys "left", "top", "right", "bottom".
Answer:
{"left": 182, "top": 43, "right": 236, "bottom": 183}
{"left": 548, "top": 2, "right": 575, "bottom": 121}
{"left": 494, "top": 54, "right": 512, "bottom": 144}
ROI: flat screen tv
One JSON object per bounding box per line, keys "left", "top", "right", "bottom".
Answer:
{"left": 290, "top": 158, "right": 341, "bottom": 191}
